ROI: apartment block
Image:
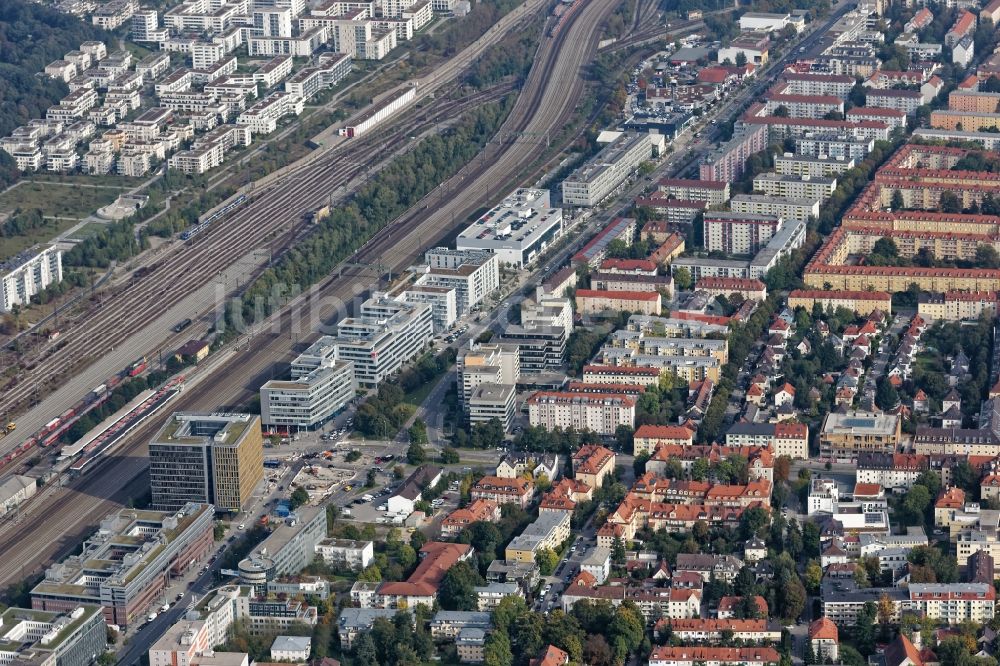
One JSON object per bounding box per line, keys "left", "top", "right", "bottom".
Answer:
{"left": 656, "top": 178, "right": 731, "bottom": 206}
{"left": 562, "top": 133, "right": 652, "bottom": 206}
{"left": 753, "top": 173, "right": 836, "bottom": 202}
{"left": 527, "top": 392, "right": 635, "bottom": 436}
{"left": 505, "top": 511, "right": 571, "bottom": 563}
{"left": 820, "top": 410, "right": 902, "bottom": 460}
{"left": 774, "top": 153, "right": 856, "bottom": 177}
{"left": 470, "top": 476, "right": 534, "bottom": 508}
{"left": 788, "top": 289, "right": 892, "bottom": 315}
{"left": 699, "top": 124, "right": 768, "bottom": 182}
{"left": 457, "top": 342, "right": 520, "bottom": 406}
{"left": 730, "top": 195, "right": 819, "bottom": 223}
{"left": 703, "top": 212, "right": 782, "bottom": 255}
{"left": 1, "top": 246, "right": 63, "bottom": 312}
{"left": 576, "top": 289, "right": 661, "bottom": 316}
{"left": 314, "top": 539, "right": 374, "bottom": 570}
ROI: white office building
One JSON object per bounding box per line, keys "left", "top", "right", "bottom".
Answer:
{"left": 332, "top": 294, "right": 434, "bottom": 387}
{"left": 456, "top": 188, "right": 564, "bottom": 268}
{"left": 260, "top": 348, "right": 356, "bottom": 429}
{"left": 416, "top": 247, "right": 500, "bottom": 314}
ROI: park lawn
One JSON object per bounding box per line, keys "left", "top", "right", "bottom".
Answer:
{"left": 65, "top": 222, "right": 109, "bottom": 240}
{"left": 0, "top": 181, "right": 124, "bottom": 219}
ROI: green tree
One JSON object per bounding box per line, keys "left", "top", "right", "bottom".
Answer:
{"left": 872, "top": 237, "right": 898, "bottom": 259}
{"left": 673, "top": 266, "right": 693, "bottom": 290}
{"left": 890, "top": 189, "right": 904, "bottom": 211}
{"left": 290, "top": 486, "right": 310, "bottom": 509}
{"left": 536, "top": 547, "right": 559, "bottom": 575}
{"left": 875, "top": 377, "right": 900, "bottom": 411}
{"left": 977, "top": 244, "right": 1000, "bottom": 269}
{"left": 440, "top": 446, "right": 460, "bottom": 464}
{"left": 406, "top": 442, "right": 427, "bottom": 465}
{"left": 904, "top": 485, "right": 931, "bottom": 523}
{"left": 940, "top": 191, "right": 962, "bottom": 213}
{"left": 408, "top": 419, "right": 429, "bottom": 445}
{"left": 804, "top": 561, "right": 822, "bottom": 594}
{"left": 365, "top": 469, "right": 377, "bottom": 487}
{"left": 484, "top": 631, "right": 513, "bottom": 666}
{"left": 439, "top": 561, "right": 483, "bottom": 610}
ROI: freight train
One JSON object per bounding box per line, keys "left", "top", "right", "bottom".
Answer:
{"left": 0, "top": 357, "right": 149, "bottom": 470}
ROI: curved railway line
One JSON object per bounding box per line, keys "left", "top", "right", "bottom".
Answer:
{"left": 0, "top": 0, "right": 624, "bottom": 585}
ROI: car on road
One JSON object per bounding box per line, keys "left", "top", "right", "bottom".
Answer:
{"left": 238, "top": 523, "right": 245, "bottom": 530}
{"left": 147, "top": 613, "right": 157, "bottom": 623}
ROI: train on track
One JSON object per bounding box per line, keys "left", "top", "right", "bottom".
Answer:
{"left": 549, "top": 0, "right": 582, "bottom": 37}
{"left": 0, "top": 356, "right": 149, "bottom": 471}
{"left": 181, "top": 194, "right": 249, "bottom": 241}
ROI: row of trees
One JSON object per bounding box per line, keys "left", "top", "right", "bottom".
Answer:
{"left": 224, "top": 98, "right": 514, "bottom": 336}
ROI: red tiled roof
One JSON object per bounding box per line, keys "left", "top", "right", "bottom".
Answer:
{"left": 809, "top": 617, "right": 839, "bottom": 641}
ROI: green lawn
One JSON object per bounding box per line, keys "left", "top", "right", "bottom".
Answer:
{"left": 65, "top": 222, "right": 109, "bottom": 240}
{"left": 0, "top": 181, "right": 124, "bottom": 219}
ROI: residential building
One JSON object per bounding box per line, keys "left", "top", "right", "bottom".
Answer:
{"left": 528, "top": 392, "right": 635, "bottom": 436}
{"left": 472, "top": 583, "right": 524, "bottom": 613}
{"left": 31, "top": 503, "right": 214, "bottom": 628}
{"left": 648, "top": 647, "right": 780, "bottom": 666}
{"left": 774, "top": 153, "right": 856, "bottom": 177}
{"left": 809, "top": 618, "right": 840, "bottom": 662}
{"left": 470, "top": 476, "right": 534, "bottom": 508}
{"left": 505, "top": 512, "right": 571, "bottom": 563}
{"left": 1, "top": 247, "right": 63, "bottom": 312}
{"left": 456, "top": 188, "right": 563, "bottom": 267}
{"left": 469, "top": 383, "right": 517, "bottom": 431}
{"left": 440, "top": 499, "right": 501, "bottom": 537}
{"left": 388, "top": 465, "right": 442, "bottom": 515}
{"left": 337, "top": 608, "right": 399, "bottom": 648}
{"left": 148, "top": 412, "right": 264, "bottom": 513}
{"left": 457, "top": 343, "right": 520, "bottom": 406}
{"left": 819, "top": 410, "right": 902, "bottom": 460}
{"left": 429, "top": 611, "right": 492, "bottom": 640}
{"left": 855, "top": 452, "right": 928, "bottom": 490}
{"left": 314, "top": 539, "right": 373, "bottom": 570}
{"left": 730, "top": 195, "right": 819, "bottom": 223}
{"left": 703, "top": 212, "right": 783, "bottom": 255}
{"left": 633, "top": 425, "right": 694, "bottom": 457}
{"left": 788, "top": 289, "right": 892, "bottom": 316}
{"left": 699, "top": 125, "right": 768, "bottom": 182}
{"left": 572, "top": 217, "right": 637, "bottom": 268}
{"left": 656, "top": 179, "right": 731, "bottom": 206}
{"left": 725, "top": 422, "right": 809, "bottom": 459}
{"left": 270, "top": 636, "right": 311, "bottom": 662}
{"left": 374, "top": 542, "right": 473, "bottom": 609}
{"left": 576, "top": 289, "right": 662, "bottom": 316}
{"left": 572, "top": 444, "right": 617, "bottom": 488}
{"left": 562, "top": 133, "right": 652, "bottom": 206}
{"left": 752, "top": 173, "right": 836, "bottom": 202}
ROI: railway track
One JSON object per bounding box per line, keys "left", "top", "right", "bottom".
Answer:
{"left": 0, "top": 0, "right": 625, "bottom": 586}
